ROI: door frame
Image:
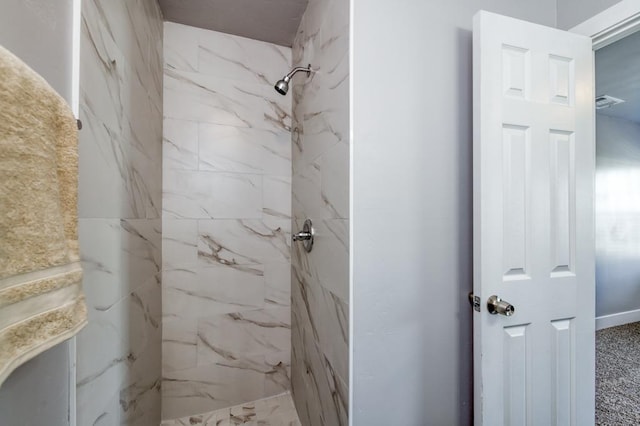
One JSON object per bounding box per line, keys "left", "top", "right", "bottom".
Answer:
{"left": 569, "top": 0, "right": 640, "bottom": 331}
{"left": 570, "top": 0, "right": 640, "bottom": 49}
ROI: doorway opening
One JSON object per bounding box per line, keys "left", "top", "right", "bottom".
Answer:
{"left": 568, "top": 3, "right": 640, "bottom": 422}
{"left": 593, "top": 27, "right": 640, "bottom": 424}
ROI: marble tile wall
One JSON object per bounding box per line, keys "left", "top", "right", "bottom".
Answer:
{"left": 160, "top": 392, "right": 301, "bottom": 426}
{"left": 161, "top": 22, "right": 293, "bottom": 421}
{"left": 76, "top": 0, "right": 164, "bottom": 425}
{"left": 290, "top": 0, "right": 350, "bottom": 425}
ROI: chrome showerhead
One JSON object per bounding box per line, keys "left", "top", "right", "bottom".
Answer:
{"left": 273, "top": 64, "right": 313, "bottom": 96}
{"left": 274, "top": 77, "right": 290, "bottom": 95}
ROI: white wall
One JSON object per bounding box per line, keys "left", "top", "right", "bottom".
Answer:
{"left": 595, "top": 114, "right": 640, "bottom": 318}
{"left": 557, "top": 0, "right": 623, "bottom": 30}
{"left": 351, "top": 1, "right": 556, "bottom": 424}
{"left": 0, "top": 1, "right": 74, "bottom": 425}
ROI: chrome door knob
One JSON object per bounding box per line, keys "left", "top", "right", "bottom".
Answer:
{"left": 487, "top": 295, "right": 515, "bottom": 316}
{"left": 293, "top": 219, "right": 314, "bottom": 253}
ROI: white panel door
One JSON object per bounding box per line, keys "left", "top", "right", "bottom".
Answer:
{"left": 473, "top": 11, "right": 595, "bottom": 426}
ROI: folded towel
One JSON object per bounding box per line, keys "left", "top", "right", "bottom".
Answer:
{"left": 0, "top": 44, "right": 87, "bottom": 386}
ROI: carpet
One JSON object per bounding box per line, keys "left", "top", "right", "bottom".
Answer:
{"left": 597, "top": 322, "right": 640, "bottom": 425}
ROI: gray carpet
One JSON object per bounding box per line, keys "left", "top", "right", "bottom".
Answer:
{"left": 597, "top": 322, "right": 640, "bottom": 425}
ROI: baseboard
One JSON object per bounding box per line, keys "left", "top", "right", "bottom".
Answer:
{"left": 596, "top": 308, "right": 640, "bottom": 330}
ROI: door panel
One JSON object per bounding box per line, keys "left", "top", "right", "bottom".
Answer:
{"left": 473, "top": 11, "right": 594, "bottom": 426}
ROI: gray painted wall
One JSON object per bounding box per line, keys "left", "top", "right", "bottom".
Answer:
{"left": 351, "top": 1, "right": 556, "bottom": 424}
{"left": 0, "top": 0, "right": 74, "bottom": 103}
{"left": 595, "top": 114, "right": 640, "bottom": 317}
{"left": 0, "top": 344, "right": 71, "bottom": 426}
{"left": 557, "top": 0, "right": 623, "bottom": 30}
{"left": 0, "top": 1, "right": 74, "bottom": 425}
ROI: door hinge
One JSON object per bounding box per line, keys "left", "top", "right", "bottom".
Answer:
{"left": 468, "top": 292, "right": 481, "bottom": 312}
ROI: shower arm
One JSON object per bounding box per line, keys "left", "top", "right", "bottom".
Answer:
{"left": 283, "top": 65, "right": 312, "bottom": 81}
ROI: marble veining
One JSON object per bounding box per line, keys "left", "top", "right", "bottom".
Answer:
{"left": 76, "top": 1, "right": 164, "bottom": 425}
{"left": 164, "top": 69, "right": 291, "bottom": 133}
{"left": 165, "top": 23, "right": 291, "bottom": 86}
{"left": 163, "top": 170, "right": 263, "bottom": 219}
{"left": 162, "top": 22, "right": 292, "bottom": 421}
{"left": 290, "top": 0, "right": 350, "bottom": 425}
{"left": 197, "top": 219, "right": 291, "bottom": 267}
{"left": 160, "top": 392, "right": 301, "bottom": 426}
{"left": 79, "top": 0, "right": 163, "bottom": 220}
{"left": 198, "top": 125, "right": 291, "bottom": 175}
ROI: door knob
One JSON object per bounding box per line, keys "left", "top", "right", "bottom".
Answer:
{"left": 292, "top": 219, "right": 314, "bottom": 252}
{"left": 487, "top": 295, "right": 515, "bottom": 316}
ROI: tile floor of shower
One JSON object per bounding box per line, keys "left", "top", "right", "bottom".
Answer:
{"left": 161, "top": 392, "right": 301, "bottom": 426}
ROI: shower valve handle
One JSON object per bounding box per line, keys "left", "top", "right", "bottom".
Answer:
{"left": 292, "top": 219, "right": 314, "bottom": 253}
{"left": 292, "top": 232, "right": 312, "bottom": 241}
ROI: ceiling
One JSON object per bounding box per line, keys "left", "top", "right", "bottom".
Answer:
{"left": 596, "top": 30, "right": 640, "bottom": 124}
{"left": 158, "top": 0, "right": 309, "bottom": 47}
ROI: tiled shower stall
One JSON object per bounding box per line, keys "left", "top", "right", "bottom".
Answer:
{"left": 161, "top": 23, "right": 293, "bottom": 420}
{"left": 75, "top": 0, "right": 349, "bottom": 424}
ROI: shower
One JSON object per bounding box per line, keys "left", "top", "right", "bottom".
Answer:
{"left": 274, "top": 64, "right": 313, "bottom": 95}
